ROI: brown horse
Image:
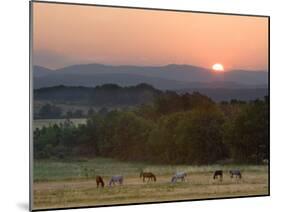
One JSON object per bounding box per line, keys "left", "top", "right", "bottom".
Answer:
{"left": 140, "top": 171, "right": 157, "bottom": 182}
{"left": 213, "top": 170, "right": 223, "bottom": 181}
{"left": 96, "top": 176, "right": 105, "bottom": 188}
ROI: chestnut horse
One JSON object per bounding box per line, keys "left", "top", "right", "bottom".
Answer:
{"left": 96, "top": 176, "right": 105, "bottom": 188}
{"left": 140, "top": 171, "right": 157, "bottom": 182}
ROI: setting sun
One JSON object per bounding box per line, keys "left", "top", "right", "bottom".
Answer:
{"left": 212, "top": 63, "right": 224, "bottom": 72}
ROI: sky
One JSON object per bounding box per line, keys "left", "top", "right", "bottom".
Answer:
{"left": 32, "top": 2, "right": 268, "bottom": 71}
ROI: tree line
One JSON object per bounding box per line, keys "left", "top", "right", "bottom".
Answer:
{"left": 34, "top": 83, "right": 161, "bottom": 107}
{"left": 34, "top": 103, "right": 106, "bottom": 119}
{"left": 33, "top": 91, "right": 269, "bottom": 165}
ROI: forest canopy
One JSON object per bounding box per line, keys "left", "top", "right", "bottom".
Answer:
{"left": 33, "top": 88, "right": 269, "bottom": 165}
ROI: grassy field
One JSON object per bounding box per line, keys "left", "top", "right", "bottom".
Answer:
{"left": 33, "top": 118, "right": 87, "bottom": 129}
{"left": 33, "top": 158, "right": 269, "bottom": 210}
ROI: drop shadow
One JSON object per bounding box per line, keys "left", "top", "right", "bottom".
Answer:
{"left": 16, "top": 202, "right": 29, "bottom": 211}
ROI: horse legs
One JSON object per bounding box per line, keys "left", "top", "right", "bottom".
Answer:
{"left": 143, "top": 176, "right": 145, "bottom": 182}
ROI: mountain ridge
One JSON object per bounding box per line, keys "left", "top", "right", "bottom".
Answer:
{"left": 33, "top": 63, "right": 268, "bottom": 90}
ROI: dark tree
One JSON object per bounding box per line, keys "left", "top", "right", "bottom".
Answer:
{"left": 38, "top": 104, "right": 62, "bottom": 119}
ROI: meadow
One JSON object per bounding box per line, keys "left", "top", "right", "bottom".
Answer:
{"left": 32, "top": 93, "right": 269, "bottom": 210}
{"left": 33, "top": 118, "right": 87, "bottom": 129}
{"left": 33, "top": 158, "right": 269, "bottom": 210}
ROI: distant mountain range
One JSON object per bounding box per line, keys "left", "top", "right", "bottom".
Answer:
{"left": 33, "top": 63, "right": 268, "bottom": 90}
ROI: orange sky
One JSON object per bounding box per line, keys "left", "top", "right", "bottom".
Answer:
{"left": 32, "top": 2, "right": 268, "bottom": 71}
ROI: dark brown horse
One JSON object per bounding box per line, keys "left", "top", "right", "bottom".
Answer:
{"left": 140, "top": 171, "right": 157, "bottom": 182}
{"left": 96, "top": 176, "right": 105, "bottom": 188}
{"left": 213, "top": 170, "right": 223, "bottom": 181}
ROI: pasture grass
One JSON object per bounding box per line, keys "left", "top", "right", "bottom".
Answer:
{"left": 34, "top": 158, "right": 268, "bottom": 182}
{"left": 33, "top": 158, "right": 268, "bottom": 210}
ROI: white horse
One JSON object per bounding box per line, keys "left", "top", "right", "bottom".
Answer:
{"left": 229, "top": 170, "right": 242, "bottom": 179}
{"left": 109, "top": 175, "right": 123, "bottom": 186}
{"left": 171, "top": 172, "right": 187, "bottom": 183}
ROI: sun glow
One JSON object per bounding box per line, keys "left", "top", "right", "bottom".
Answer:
{"left": 212, "top": 63, "right": 224, "bottom": 72}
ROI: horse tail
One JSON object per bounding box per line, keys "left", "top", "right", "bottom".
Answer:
{"left": 140, "top": 171, "right": 143, "bottom": 178}
{"left": 96, "top": 176, "right": 102, "bottom": 187}
{"left": 100, "top": 177, "right": 105, "bottom": 187}
{"left": 213, "top": 173, "right": 216, "bottom": 179}
{"left": 120, "top": 177, "right": 123, "bottom": 185}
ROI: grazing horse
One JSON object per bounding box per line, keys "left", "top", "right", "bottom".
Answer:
{"left": 213, "top": 170, "right": 223, "bottom": 181}
{"left": 171, "top": 172, "right": 187, "bottom": 183}
{"left": 96, "top": 176, "right": 105, "bottom": 188}
{"left": 140, "top": 171, "right": 157, "bottom": 182}
{"left": 229, "top": 170, "right": 242, "bottom": 179}
{"left": 109, "top": 175, "right": 123, "bottom": 186}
